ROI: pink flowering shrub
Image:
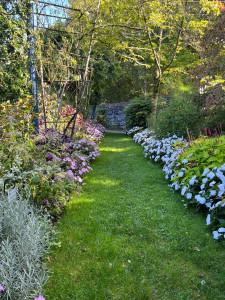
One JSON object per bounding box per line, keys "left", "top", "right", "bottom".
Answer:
{"left": 72, "top": 139, "right": 100, "bottom": 160}
{"left": 1, "top": 121, "right": 105, "bottom": 220}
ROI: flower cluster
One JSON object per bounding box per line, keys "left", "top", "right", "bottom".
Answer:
{"left": 0, "top": 121, "right": 105, "bottom": 219}
{"left": 133, "top": 129, "right": 154, "bottom": 144}
{"left": 72, "top": 139, "right": 100, "bottom": 160}
{"left": 131, "top": 127, "right": 225, "bottom": 241}
{"left": 126, "top": 126, "right": 143, "bottom": 136}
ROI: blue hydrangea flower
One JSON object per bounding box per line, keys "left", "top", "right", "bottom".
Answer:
{"left": 202, "top": 178, "right": 208, "bottom": 184}
{"left": 186, "top": 193, "right": 192, "bottom": 199}
{"left": 189, "top": 176, "right": 196, "bottom": 185}
{"left": 207, "top": 171, "right": 215, "bottom": 179}
{"left": 195, "top": 195, "right": 206, "bottom": 204}
{"left": 202, "top": 168, "right": 210, "bottom": 176}
{"left": 206, "top": 214, "right": 211, "bottom": 225}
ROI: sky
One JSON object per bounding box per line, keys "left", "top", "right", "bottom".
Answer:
{"left": 34, "top": 0, "right": 71, "bottom": 27}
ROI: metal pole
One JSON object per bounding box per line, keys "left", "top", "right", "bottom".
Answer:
{"left": 27, "top": 0, "right": 39, "bottom": 133}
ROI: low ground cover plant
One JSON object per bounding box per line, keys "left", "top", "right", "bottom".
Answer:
{"left": 133, "top": 128, "right": 225, "bottom": 241}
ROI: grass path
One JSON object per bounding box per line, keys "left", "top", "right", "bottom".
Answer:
{"left": 46, "top": 133, "right": 225, "bottom": 300}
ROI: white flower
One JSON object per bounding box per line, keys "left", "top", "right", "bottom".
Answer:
{"left": 201, "top": 280, "right": 206, "bottom": 285}
{"left": 186, "top": 193, "right": 192, "bottom": 199}
{"left": 207, "top": 171, "right": 215, "bottom": 179}
{"left": 202, "top": 168, "right": 210, "bottom": 176}
{"left": 202, "top": 178, "right": 208, "bottom": 184}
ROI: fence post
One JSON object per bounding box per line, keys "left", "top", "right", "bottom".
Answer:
{"left": 27, "top": 0, "right": 39, "bottom": 133}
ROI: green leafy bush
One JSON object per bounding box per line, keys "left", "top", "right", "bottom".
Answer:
{"left": 203, "top": 99, "right": 225, "bottom": 131}
{"left": 154, "top": 98, "right": 202, "bottom": 138}
{"left": 124, "top": 96, "right": 152, "bottom": 129}
{"left": 96, "top": 115, "right": 106, "bottom": 127}
{"left": 172, "top": 135, "right": 225, "bottom": 188}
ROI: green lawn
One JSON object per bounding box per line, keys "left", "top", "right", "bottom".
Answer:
{"left": 46, "top": 133, "right": 225, "bottom": 300}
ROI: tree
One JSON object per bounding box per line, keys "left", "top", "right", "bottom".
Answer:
{"left": 190, "top": 3, "right": 225, "bottom": 110}
{"left": 97, "top": 0, "right": 219, "bottom": 122}
{"left": 0, "top": 1, "right": 30, "bottom": 103}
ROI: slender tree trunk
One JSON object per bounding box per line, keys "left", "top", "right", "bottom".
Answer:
{"left": 152, "top": 77, "right": 161, "bottom": 121}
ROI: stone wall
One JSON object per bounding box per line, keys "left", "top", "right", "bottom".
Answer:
{"left": 99, "top": 102, "right": 131, "bottom": 129}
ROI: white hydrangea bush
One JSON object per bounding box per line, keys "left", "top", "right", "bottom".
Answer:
{"left": 0, "top": 187, "right": 51, "bottom": 299}
{"left": 126, "top": 126, "right": 143, "bottom": 136}
{"left": 133, "top": 129, "right": 154, "bottom": 144}
{"left": 131, "top": 127, "right": 225, "bottom": 241}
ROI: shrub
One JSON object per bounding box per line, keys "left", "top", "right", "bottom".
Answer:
{"left": 133, "top": 129, "right": 154, "bottom": 144}
{"left": 203, "top": 99, "right": 225, "bottom": 131}
{"left": 124, "top": 96, "right": 152, "bottom": 129}
{"left": 96, "top": 115, "right": 106, "bottom": 127}
{"left": 0, "top": 121, "right": 104, "bottom": 220}
{"left": 126, "top": 126, "right": 144, "bottom": 137}
{"left": 154, "top": 98, "right": 202, "bottom": 138}
{"left": 0, "top": 187, "right": 50, "bottom": 299}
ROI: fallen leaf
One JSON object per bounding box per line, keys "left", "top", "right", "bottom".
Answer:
{"left": 198, "top": 273, "right": 204, "bottom": 278}
{"left": 47, "top": 257, "right": 53, "bottom": 263}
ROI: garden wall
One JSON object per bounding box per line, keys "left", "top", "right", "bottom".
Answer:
{"left": 99, "top": 102, "right": 131, "bottom": 129}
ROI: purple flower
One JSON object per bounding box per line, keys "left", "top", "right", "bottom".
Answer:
{"left": 0, "top": 285, "right": 4, "bottom": 291}
{"left": 34, "top": 296, "right": 45, "bottom": 300}
{"left": 67, "top": 170, "right": 75, "bottom": 180}
{"left": 77, "top": 176, "right": 83, "bottom": 183}
{"left": 79, "top": 170, "right": 83, "bottom": 175}
{"left": 43, "top": 199, "right": 49, "bottom": 205}
{"left": 46, "top": 153, "right": 55, "bottom": 161}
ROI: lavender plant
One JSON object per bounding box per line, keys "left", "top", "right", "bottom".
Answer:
{"left": 0, "top": 187, "right": 50, "bottom": 299}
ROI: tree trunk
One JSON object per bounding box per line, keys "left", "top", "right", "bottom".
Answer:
{"left": 151, "top": 75, "right": 161, "bottom": 125}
